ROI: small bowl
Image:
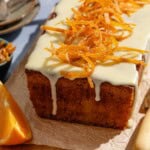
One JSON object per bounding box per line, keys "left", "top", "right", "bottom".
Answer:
{"left": 0, "top": 38, "right": 13, "bottom": 81}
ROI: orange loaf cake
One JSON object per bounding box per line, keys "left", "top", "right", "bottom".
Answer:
{"left": 25, "top": 0, "right": 150, "bottom": 129}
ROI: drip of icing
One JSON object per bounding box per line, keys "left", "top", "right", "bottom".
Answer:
{"left": 126, "top": 85, "right": 138, "bottom": 127}
{"left": 93, "top": 79, "right": 103, "bottom": 101}
{"left": 41, "top": 71, "right": 59, "bottom": 115}
{"left": 127, "top": 118, "right": 134, "bottom": 128}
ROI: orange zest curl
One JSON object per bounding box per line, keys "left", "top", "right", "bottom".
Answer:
{"left": 41, "top": 0, "right": 150, "bottom": 87}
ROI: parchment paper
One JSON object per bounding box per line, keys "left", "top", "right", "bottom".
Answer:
{"left": 5, "top": 51, "right": 150, "bottom": 150}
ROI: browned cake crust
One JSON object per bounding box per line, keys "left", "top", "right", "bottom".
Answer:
{"left": 25, "top": 69, "right": 138, "bottom": 129}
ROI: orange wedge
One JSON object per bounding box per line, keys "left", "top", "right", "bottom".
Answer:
{"left": 0, "top": 81, "right": 32, "bottom": 145}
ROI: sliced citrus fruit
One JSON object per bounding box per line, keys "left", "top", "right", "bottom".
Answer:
{"left": 0, "top": 81, "right": 32, "bottom": 145}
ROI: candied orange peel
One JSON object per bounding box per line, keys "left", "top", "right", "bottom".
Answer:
{"left": 0, "top": 41, "right": 15, "bottom": 64}
{"left": 41, "top": 0, "right": 150, "bottom": 86}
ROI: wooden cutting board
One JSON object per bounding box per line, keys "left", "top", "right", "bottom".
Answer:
{"left": 0, "top": 144, "right": 63, "bottom": 150}
{"left": 3, "top": 48, "right": 150, "bottom": 150}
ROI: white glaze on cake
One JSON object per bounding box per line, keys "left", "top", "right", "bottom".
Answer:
{"left": 25, "top": 0, "right": 150, "bottom": 115}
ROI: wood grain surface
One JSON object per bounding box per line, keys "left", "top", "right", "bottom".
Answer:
{"left": 0, "top": 144, "right": 63, "bottom": 150}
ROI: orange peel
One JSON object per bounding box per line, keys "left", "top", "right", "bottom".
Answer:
{"left": 0, "top": 81, "right": 32, "bottom": 145}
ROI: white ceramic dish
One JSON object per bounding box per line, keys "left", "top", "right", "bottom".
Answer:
{"left": 0, "top": 0, "right": 40, "bottom": 35}
{"left": 0, "top": 0, "right": 35, "bottom": 27}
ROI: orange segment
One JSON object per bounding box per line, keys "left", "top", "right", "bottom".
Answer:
{"left": 0, "top": 81, "right": 32, "bottom": 145}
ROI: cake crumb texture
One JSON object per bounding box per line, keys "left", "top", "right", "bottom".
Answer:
{"left": 26, "top": 70, "right": 135, "bottom": 129}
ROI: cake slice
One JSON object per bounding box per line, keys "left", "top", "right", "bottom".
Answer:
{"left": 25, "top": 0, "right": 150, "bottom": 129}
